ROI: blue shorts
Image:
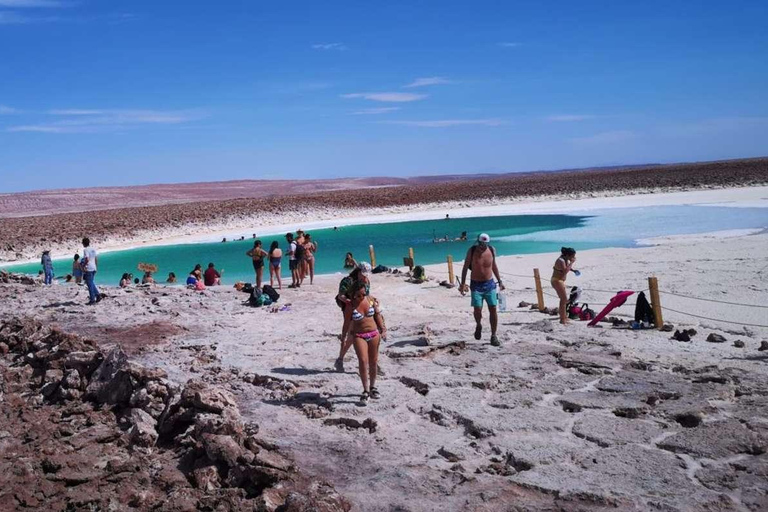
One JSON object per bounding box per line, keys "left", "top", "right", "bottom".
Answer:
{"left": 470, "top": 280, "right": 498, "bottom": 308}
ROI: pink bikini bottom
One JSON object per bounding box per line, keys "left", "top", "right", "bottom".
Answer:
{"left": 356, "top": 330, "right": 379, "bottom": 341}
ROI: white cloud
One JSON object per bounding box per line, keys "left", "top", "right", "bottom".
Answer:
{"left": 312, "top": 42, "right": 347, "bottom": 51}
{"left": 381, "top": 119, "right": 504, "bottom": 128}
{"left": 403, "top": 77, "right": 453, "bottom": 88}
{"left": 498, "top": 42, "right": 521, "bottom": 48}
{"left": 0, "top": 104, "right": 19, "bottom": 114}
{"left": 547, "top": 115, "right": 596, "bottom": 122}
{"left": 341, "top": 92, "right": 427, "bottom": 103}
{"left": 8, "top": 109, "right": 206, "bottom": 134}
{"left": 0, "top": 0, "right": 65, "bottom": 7}
{"left": 570, "top": 130, "right": 635, "bottom": 145}
{"left": 351, "top": 107, "right": 401, "bottom": 115}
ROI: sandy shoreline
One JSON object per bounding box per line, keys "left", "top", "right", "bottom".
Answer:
{"left": 2, "top": 225, "right": 767, "bottom": 510}
{"left": 3, "top": 184, "right": 767, "bottom": 268}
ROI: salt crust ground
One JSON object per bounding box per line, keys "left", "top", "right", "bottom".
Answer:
{"left": 3, "top": 227, "right": 767, "bottom": 511}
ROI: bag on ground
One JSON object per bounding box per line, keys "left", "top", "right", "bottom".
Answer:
{"left": 262, "top": 285, "right": 280, "bottom": 302}
{"left": 634, "top": 291, "right": 655, "bottom": 325}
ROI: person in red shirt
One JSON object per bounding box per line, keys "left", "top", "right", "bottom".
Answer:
{"left": 204, "top": 262, "right": 221, "bottom": 286}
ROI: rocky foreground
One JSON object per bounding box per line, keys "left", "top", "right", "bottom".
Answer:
{"left": 0, "top": 316, "right": 350, "bottom": 511}
{"left": 2, "top": 157, "right": 766, "bottom": 262}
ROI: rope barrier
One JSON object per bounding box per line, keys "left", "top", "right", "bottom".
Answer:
{"left": 658, "top": 290, "right": 768, "bottom": 309}
{"left": 661, "top": 306, "right": 768, "bottom": 328}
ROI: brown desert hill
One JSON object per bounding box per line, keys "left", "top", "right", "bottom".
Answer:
{"left": 0, "top": 157, "right": 766, "bottom": 261}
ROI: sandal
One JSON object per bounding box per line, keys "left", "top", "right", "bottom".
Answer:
{"left": 474, "top": 324, "right": 482, "bottom": 340}
{"left": 334, "top": 358, "right": 345, "bottom": 373}
{"left": 370, "top": 387, "right": 380, "bottom": 399}
{"left": 360, "top": 391, "right": 370, "bottom": 405}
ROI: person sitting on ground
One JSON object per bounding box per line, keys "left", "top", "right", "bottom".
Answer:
{"left": 459, "top": 233, "right": 505, "bottom": 346}
{"left": 335, "top": 262, "right": 371, "bottom": 372}
{"left": 41, "top": 250, "right": 54, "bottom": 285}
{"left": 303, "top": 233, "right": 316, "bottom": 285}
{"left": 551, "top": 247, "right": 577, "bottom": 325}
{"left": 72, "top": 254, "right": 83, "bottom": 284}
{"left": 268, "top": 241, "right": 283, "bottom": 290}
{"left": 119, "top": 273, "right": 131, "bottom": 288}
{"left": 343, "top": 252, "right": 357, "bottom": 269}
{"left": 340, "top": 282, "right": 387, "bottom": 404}
{"left": 141, "top": 271, "right": 155, "bottom": 285}
{"left": 186, "top": 269, "right": 200, "bottom": 287}
{"left": 65, "top": 274, "right": 73, "bottom": 283}
{"left": 204, "top": 262, "right": 221, "bottom": 286}
{"left": 166, "top": 272, "right": 177, "bottom": 283}
{"left": 246, "top": 240, "right": 268, "bottom": 289}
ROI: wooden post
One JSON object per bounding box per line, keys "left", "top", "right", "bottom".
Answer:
{"left": 369, "top": 245, "right": 376, "bottom": 268}
{"left": 648, "top": 276, "right": 664, "bottom": 330}
{"left": 533, "top": 268, "right": 545, "bottom": 312}
{"left": 408, "top": 247, "right": 415, "bottom": 270}
{"left": 447, "top": 255, "right": 455, "bottom": 285}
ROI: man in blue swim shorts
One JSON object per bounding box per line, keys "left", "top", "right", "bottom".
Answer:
{"left": 459, "top": 233, "right": 505, "bottom": 346}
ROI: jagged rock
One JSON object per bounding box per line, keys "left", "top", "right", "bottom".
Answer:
{"left": 193, "top": 408, "right": 244, "bottom": 440}
{"left": 759, "top": 341, "right": 768, "bottom": 351}
{"left": 733, "top": 339, "right": 746, "bottom": 348}
{"left": 400, "top": 376, "right": 430, "bottom": 396}
{"left": 192, "top": 464, "right": 221, "bottom": 492}
{"left": 127, "top": 362, "right": 168, "bottom": 384}
{"left": 255, "top": 450, "right": 294, "bottom": 472}
{"left": 128, "top": 408, "right": 159, "bottom": 447}
{"left": 657, "top": 419, "right": 767, "bottom": 458}
{"left": 518, "top": 301, "right": 531, "bottom": 308}
{"left": 181, "top": 379, "right": 237, "bottom": 413}
{"left": 202, "top": 433, "right": 243, "bottom": 468}
{"left": 61, "top": 369, "right": 82, "bottom": 390}
{"left": 85, "top": 347, "right": 133, "bottom": 405}
{"left": 63, "top": 351, "right": 103, "bottom": 376}
{"left": 437, "top": 446, "right": 464, "bottom": 462}
{"left": 706, "top": 333, "right": 727, "bottom": 343}
{"left": 0, "top": 342, "right": 8, "bottom": 355}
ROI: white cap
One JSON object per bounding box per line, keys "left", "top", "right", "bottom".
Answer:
{"left": 478, "top": 233, "right": 491, "bottom": 243}
{"left": 357, "top": 262, "right": 372, "bottom": 275}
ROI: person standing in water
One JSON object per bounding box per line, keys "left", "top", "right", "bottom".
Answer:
{"left": 459, "top": 233, "right": 505, "bottom": 346}
{"left": 41, "top": 250, "right": 54, "bottom": 285}
{"left": 268, "top": 241, "right": 283, "bottom": 289}
{"left": 551, "top": 247, "right": 577, "bottom": 325}
{"left": 72, "top": 254, "right": 83, "bottom": 284}
{"left": 81, "top": 237, "right": 101, "bottom": 305}
{"left": 246, "top": 240, "right": 268, "bottom": 289}
{"left": 340, "top": 282, "right": 387, "bottom": 404}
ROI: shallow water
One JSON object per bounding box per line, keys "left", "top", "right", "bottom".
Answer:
{"left": 3, "top": 206, "right": 766, "bottom": 286}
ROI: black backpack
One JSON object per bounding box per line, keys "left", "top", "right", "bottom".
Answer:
{"left": 242, "top": 283, "right": 254, "bottom": 294}
{"left": 262, "top": 285, "right": 280, "bottom": 302}
{"left": 248, "top": 287, "right": 262, "bottom": 306}
{"left": 294, "top": 242, "right": 305, "bottom": 260}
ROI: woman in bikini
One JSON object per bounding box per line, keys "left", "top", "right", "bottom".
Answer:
{"left": 268, "top": 241, "right": 283, "bottom": 289}
{"left": 303, "top": 233, "right": 317, "bottom": 285}
{"left": 343, "top": 252, "right": 357, "bottom": 269}
{"left": 551, "top": 247, "right": 577, "bottom": 325}
{"left": 341, "top": 282, "right": 386, "bottom": 404}
{"left": 246, "top": 240, "right": 268, "bottom": 289}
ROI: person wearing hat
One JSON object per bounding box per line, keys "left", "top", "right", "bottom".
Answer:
{"left": 459, "top": 233, "right": 505, "bottom": 346}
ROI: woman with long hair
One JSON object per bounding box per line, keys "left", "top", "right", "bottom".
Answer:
{"left": 246, "top": 240, "right": 268, "bottom": 289}
{"left": 303, "top": 233, "right": 317, "bottom": 285}
{"left": 268, "top": 241, "right": 283, "bottom": 289}
{"left": 551, "top": 247, "right": 577, "bottom": 324}
{"left": 340, "top": 281, "right": 386, "bottom": 404}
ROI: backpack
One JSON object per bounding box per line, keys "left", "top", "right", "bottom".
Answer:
{"left": 372, "top": 265, "right": 389, "bottom": 274}
{"left": 241, "top": 283, "right": 254, "bottom": 294}
{"left": 634, "top": 291, "right": 655, "bottom": 325}
{"left": 467, "top": 245, "right": 495, "bottom": 271}
{"left": 578, "top": 304, "right": 596, "bottom": 321}
{"left": 262, "top": 285, "right": 280, "bottom": 302}
{"left": 294, "top": 242, "right": 305, "bottom": 260}
{"left": 413, "top": 265, "right": 426, "bottom": 282}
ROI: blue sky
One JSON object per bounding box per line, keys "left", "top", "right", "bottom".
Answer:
{"left": 1, "top": 0, "right": 767, "bottom": 192}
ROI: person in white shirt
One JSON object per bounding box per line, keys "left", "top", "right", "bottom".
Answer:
{"left": 81, "top": 237, "right": 101, "bottom": 305}
{"left": 285, "top": 232, "right": 299, "bottom": 288}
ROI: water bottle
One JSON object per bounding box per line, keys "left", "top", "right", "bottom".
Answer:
{"left": 498, "top": 291, "right": 507, "bottom": 312}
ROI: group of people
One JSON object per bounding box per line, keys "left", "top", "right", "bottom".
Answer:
{"left": 39, "top": 238, "right": 101, "bottom": 305}
{"left": 184, "top": 263, "right": 222, "bottom": 290}
{"left": 244, "top": 230, "right": 318, "bottom": 290}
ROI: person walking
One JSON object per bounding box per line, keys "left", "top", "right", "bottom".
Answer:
{"left": 41, "top": 250, "right": 54, "bottom": 285}
{"left": 81, "top": 237, "right": 101, "bottom": 305}
{"left": 246, "top": 240, "right": 268, "bottom": 289}
{"left": 551, "top": 247, "right": 578, "bottom": 325}
{"left": 459, "top": 233, "right": 505, "bottom": 346}
{"left": 340, "top": 282, "right": 387, "bottom": 404}
{"left": 268, "top": 241, "right": 283, "bottom": 289}
{"left": 334, "top": 262, "right": 371, "bottom": 372}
